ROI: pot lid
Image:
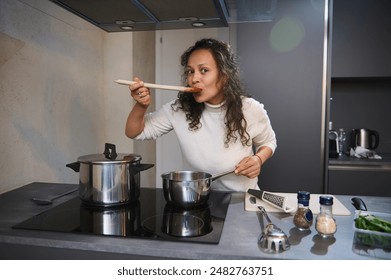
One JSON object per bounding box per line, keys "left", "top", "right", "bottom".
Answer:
{"left": 77, "top": 153, "right": 141, "bottom": 164}
{"left": 77, "top": 143, "right": 142, "bottom": 164}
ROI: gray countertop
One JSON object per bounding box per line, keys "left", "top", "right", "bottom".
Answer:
{"left": 0, "top": 182, "right": 390, "bottom": 260}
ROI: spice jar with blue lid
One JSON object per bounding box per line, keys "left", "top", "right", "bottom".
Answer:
{"left": 293, "top": 191, "right": 313, "bottom": 230}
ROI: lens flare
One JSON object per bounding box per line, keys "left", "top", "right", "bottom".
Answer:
{"left": 269, "top": 17, "right": 305, "bottom": 53}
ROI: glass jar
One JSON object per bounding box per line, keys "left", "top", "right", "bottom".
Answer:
{"left": 293, "top": 191, "right": 313, "bottom": 230}
{"left": 315, "top": 196, "right": 337, "bottom": 237}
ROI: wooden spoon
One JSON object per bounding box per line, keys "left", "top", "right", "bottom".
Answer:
{"left": 114, "top": 79, "right": 202, "bottom": 93}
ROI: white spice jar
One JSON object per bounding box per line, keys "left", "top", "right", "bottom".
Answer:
{"left": 315, "top": 196, "right": 337, "bottom": 237}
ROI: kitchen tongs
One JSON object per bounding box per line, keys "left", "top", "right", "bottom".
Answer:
{"left": 114, "top": 79, "right": 202, "bottom": 93}
{"left": 248, "top": 188, "right": 294, "bottom": 213}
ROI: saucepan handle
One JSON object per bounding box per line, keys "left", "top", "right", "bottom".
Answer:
{"left": 211, "top": 170, "right": 235, "bottom": 181}
{"left": 129, "top": 163, "right": 154, "bottom": 175}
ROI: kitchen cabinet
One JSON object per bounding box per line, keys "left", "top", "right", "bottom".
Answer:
{"left": 331, "top": 0, "right": 391, "bottom": 78}
{"left": 237, "top": 0, "right": 326, "bottom": 194}
{"left": 328, "top": 154, "right": 391, "bottom": 196}
{"left": 327, "top": 0, "right": 391, "bottom": 196}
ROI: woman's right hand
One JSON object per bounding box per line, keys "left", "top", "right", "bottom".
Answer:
{"left": 129, "top": 77, "right": 151, "bottom": 108}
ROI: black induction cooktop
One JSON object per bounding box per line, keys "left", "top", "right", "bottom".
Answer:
{"left": 13, "top": 188, "right": 232, "bottom": 244}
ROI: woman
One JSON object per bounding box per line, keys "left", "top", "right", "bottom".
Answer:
{"left": 125, "top": 38, "right": 276, "bottom": 192}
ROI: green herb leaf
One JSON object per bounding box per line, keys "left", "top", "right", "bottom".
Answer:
{"left": 355, "top": 214, "right": 391, "bottom": 234}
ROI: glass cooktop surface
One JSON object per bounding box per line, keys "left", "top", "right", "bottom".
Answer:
{"left": 13, "top": 188, "right": 232, "bottom": 244}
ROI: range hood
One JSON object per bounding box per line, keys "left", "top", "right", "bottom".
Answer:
{"left": 49, "top": 0, "right": 276, "bottom": 32}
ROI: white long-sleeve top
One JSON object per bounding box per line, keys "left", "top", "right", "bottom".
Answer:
{"left": 135, "top": 97, "right": 277, "bottom": 192}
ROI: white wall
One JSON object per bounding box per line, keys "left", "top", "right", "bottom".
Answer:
{"left": 0, "top": 0, "right": 133, "bottom": 193}
{"left": 103, "top": 32, "right": 133, "bottom": 152}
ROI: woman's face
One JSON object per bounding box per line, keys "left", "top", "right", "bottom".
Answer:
{"left": 185, "top": 49, "right": 225, "bottom": 105}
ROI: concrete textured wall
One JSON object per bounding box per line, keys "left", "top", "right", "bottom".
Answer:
{"left": 132, "top": 31, "right": 156, "bottom": 187}
{"left": 0, "top": 0, "right": 133, "bottom": 193}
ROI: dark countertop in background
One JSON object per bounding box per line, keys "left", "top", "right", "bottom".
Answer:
{"left": 1, "top": 182, "right": 390, "bottom": 260}
{"left": 329, "top": 153, "right": 391, "bottom": 170}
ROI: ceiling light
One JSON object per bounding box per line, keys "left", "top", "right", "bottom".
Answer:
{"left": 192, "top": 22, "right": 206, "bottom": 27}
{"left": 120, "top": 26, "right": 134, "bottom": 30}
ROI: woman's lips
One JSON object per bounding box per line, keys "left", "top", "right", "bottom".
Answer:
{"left": 187, "top": 86, "right": 202, "bottom": 93}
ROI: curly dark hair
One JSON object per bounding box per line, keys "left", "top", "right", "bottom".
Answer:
{"left": 172, "top": 38, "right": 251, "bottom": 147}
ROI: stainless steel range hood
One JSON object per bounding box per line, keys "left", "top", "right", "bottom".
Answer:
{"left": 49, "top": 0, "right": 228, "bottom": 32}
{"left": 49, "top": 0, "right": 276, "bottom": 32}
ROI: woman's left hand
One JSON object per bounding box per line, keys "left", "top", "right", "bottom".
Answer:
{"left": 234, "top": 155, "right": 262, "bottom": 179}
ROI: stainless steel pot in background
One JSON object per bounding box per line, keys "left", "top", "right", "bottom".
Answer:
{"left": 350, "top": 128, "right": 380, "bottom": 150}
{"left": 67, "top": 143, "right": 154, "bottom": 206}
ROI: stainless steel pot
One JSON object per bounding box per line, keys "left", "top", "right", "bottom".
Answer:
{"left": 161, "top": 170, "right": 233, "bottom": 208}
{"left": 67, "top": 143, "right": 154, "bottom": 206}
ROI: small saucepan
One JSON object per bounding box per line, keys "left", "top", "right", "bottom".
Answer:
{"left": 161, "top": 170, "right": 233, "bottom": 208}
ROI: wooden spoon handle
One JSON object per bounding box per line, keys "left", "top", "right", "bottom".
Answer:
{"left": 114, "top": 79, "right": 202, "bottom": 93}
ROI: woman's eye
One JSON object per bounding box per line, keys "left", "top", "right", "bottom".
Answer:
{"left": 200, "top": 68, "right": 209, "bottom": 74}
{"left": 185, "top": 69, "right": 194, "bottom": 75}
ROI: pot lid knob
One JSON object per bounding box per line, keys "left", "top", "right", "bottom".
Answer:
{"left": 103, "top": 143, "right": 118, "bottom": 160}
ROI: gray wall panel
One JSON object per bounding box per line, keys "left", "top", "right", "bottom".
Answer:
{"left": 237, "top": 0, "right": 326, "bottom": 193}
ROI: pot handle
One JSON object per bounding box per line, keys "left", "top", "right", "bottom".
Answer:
{"left": 370, "top": 130, "right": 380, "bottom": 150}
{"left": 104, "top": 143, "right": 118, "bottom": 160}
{"left": 129, "top": 163, "right": 154, "bottom": 175}
{"left": 66, "top": 162, "right": 80, "bottom": 172}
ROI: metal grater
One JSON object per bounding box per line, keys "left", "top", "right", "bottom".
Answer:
{"left": 247, "top": 188, "right": 291, "bottom": 212}
{"left": 262, "top": 192, "right": 285, "bottom": 209}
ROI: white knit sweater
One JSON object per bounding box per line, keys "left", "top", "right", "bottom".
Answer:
{"left": 135, "top": 97, "right": 277, "bottom": 192}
